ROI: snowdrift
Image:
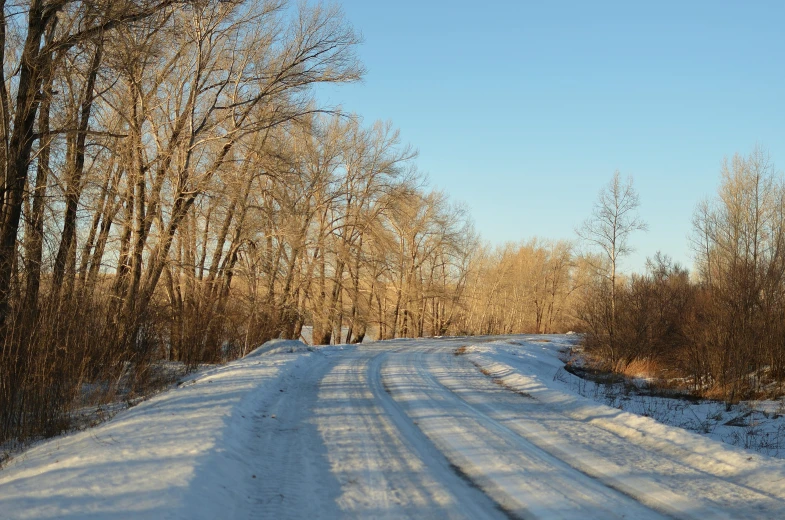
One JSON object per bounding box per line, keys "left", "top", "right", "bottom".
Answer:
{"left": 245, "top": 338, "right": 315, "bottom": 357}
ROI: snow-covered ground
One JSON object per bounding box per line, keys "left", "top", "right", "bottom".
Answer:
{"left": 462, "top": 337, "right": 785, "bottom": 517}
{"left": 0, "top": 339, "right": 332, "bottom": 519}
{"left": 3, "top": 335, "right": 785, "bottom": 518}
{"left": 474, "top": 337, "right": 785, "bottom": 457}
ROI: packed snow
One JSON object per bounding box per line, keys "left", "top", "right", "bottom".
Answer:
{"left": 2, "top": 335, "right": 785, "bottom": 518}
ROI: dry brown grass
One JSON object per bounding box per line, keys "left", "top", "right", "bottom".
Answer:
{"left": 0, "top": 284, "right": 174, "bottom": 448}
{"left": 615, "top": 357, "right": 660, "bottom": 380}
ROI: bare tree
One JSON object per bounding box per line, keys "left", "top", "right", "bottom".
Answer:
{"left": 576, "top": 171, "right": 647, "bottom": 362}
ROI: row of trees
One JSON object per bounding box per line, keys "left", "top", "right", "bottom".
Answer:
{"left": 0, "top": 0, "right": 370, "bottom": 444}
{"left": 0, "top": 0, "right": 568, "bottom": 445}
{"left": 457, "top": 239, "right": 576, "bottom": 335}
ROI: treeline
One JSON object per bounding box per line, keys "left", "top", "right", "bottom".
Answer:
{"left": 577, "top": 149, "right": 785, "bottom": 401}
{"left": 458, "top": 239, "right": 578, "bottom": 335}
{"left": 0, "top": 0, "right": 581, "bottom": 445}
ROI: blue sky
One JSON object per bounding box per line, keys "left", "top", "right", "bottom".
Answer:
{"left": 316, "top": 1, "right": 785, "bottom": 273}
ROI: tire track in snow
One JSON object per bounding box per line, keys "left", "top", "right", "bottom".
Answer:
{"left": 314, "top": 348, "right": 511, "bottom": 518}
{"left": 481, "top": 348, "right": 785, "bottom": 508}
{"left": 244, "top": 344, "right": 506, "bottom": 518}
{"left": 240, "top": 351, "right": 343, "bottom": 520}
{"left": 378, "top": 345, "right": 667, "bottom": 520}
{"left": 239, "top": 337, "right": 785, "bottom": 519}
{"left": 366, "top": 349, "right": 513, "bottom": 520}
{"left": 432, "top": 348, "right": 785, "bottom": 519}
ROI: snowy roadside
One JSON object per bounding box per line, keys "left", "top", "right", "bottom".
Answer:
{"left": 467, "top": 336, "right": 785, "bottom": 457}
{"left": 462, "top": 336, "right": 785, "bottom": 503}
{"left": 0, "top": 339, "right": 338, "bottom": 520}
{"left": 0, "top": 360, "right": 195, "bottom": 466}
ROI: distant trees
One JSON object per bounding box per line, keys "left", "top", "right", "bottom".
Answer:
{"left": 457, "top": 239, "right": 578, "bottom": 335}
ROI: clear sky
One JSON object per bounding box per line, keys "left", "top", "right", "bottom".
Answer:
{"left": 316, "top": 1, "right": 785, "bottom": 274}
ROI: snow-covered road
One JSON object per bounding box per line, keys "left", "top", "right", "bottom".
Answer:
{"left": 3, "top": 336, "right": 785, "bottom": 519}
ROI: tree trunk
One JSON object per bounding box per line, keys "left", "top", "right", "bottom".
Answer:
{"left": 23, "top": 38, "right": 56, "bottom": 314}
{"left": 52, "top": 40, "right": 103, "bottom": 304}
{"left": 0, "top": 1, "right": 51, "bottom": 328}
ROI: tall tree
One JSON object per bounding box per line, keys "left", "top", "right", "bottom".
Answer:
{"left": 577, "top": 171, "right": 647, "bottom": 362}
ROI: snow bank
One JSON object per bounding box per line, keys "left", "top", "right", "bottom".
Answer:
{"left": 464, "top": 336, "right": 785, "bottom": 504}
{"left": 245, "top": 338, "right": 315, "bottom": 357}
{"left": 0, "top": 349, "right": 317, "bottom": 519}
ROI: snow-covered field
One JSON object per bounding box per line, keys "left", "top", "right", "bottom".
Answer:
{"left": 3, "top": 335, "right": 785, "bottom": 518}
